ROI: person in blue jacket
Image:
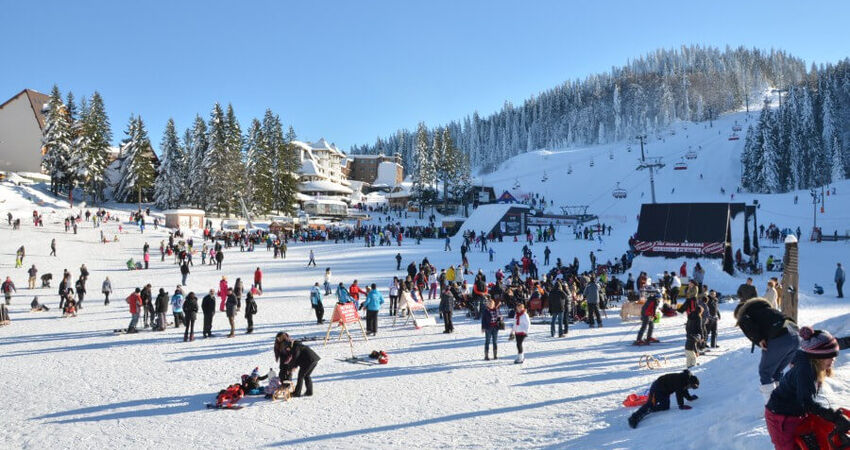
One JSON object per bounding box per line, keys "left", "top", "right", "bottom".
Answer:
{"left": 336, "top": 282, "right": 352, "bottom": 304}
{"left": 363, "top": 284, "right": 384, "bottom": 335}
{"left": 765, "top": 326, "right": 849, "bottom": 449}
{"left": 310, "top": 282, "right": 324, "bottom": 324}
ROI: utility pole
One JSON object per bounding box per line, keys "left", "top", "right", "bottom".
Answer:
{"left": 810, "top": 188, "right": 819, "bottom": 234}
{"left": 772, "top": 88, "right": 788, "bottom": 110}
{"left": 635, "top": 134, "right": 664, "bottom": 203}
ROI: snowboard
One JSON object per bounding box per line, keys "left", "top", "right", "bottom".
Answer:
{"left": 205, "top": 403, "right": 243, "bottom": 410}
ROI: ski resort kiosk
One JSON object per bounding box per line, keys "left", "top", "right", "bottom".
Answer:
{"left": 163, "top": 209, "right": 205, "bottom": 230}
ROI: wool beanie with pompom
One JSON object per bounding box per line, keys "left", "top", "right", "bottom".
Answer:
{"left": 799, "top": 326, "right": 839, "bottom": 359}
{"left": 250, "top": 367, "right": 259, "bottom": 378}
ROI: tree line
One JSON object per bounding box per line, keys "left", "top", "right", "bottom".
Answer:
{"left": 351, "top": 45, "right": 807, "bottom": 173}
{"left": 741, "top": 59, "right": 850, "bottom": 193}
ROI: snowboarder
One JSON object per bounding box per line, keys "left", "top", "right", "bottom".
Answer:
{"left": 765, "top": 327, "right": 848, "bottom": 449}
{"left": 628, "top": 370, "right": 700, "bottom": 428}
{"left": 734, "top": 297, "right": 800, "bottom": 404}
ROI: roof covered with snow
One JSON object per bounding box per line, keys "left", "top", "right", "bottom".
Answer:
{"left": 299, "top": 179, "right": 354, "bottom": 194}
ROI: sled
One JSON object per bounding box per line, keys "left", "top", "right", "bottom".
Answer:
{"left": 794, "top": 408, "right": 850, "bottom": 450}
{"left": 623, "top": 393, "right": 649, "bottom": 407}
{"left": 413, "top": 316, "right": 437, "bottom": 328}
{"left": 638, "top": 354, "right": 668, "bottom": 370}
{"left": 246, "top": 388, "right": 264, "bottom": 396}
{"left": 205, "top": 403, "right": 244, "bottom": 410}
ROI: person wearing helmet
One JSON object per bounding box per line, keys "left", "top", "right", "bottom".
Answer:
{"left": 628, "top": 370, "right": 700, "bottom": 428}
{"left": 765, "top": 327, "right": 849, "bottom": 449}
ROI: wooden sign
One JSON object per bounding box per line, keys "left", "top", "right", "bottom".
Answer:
{"left": 323, "top": 302, "right": 368, "bottom": 356}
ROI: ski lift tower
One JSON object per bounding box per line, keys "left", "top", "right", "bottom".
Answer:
{"left": 635, "top": 134, "right": 665, "bottom": 204}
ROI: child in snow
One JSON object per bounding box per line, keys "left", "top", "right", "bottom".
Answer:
{"left": 765, "top": 327, "right": 849, "bottom": 448}
{"left": 241, "top": 367, "right": 268, "bottom": 393}
{"left": 512, "top": 302, "right": 530, "bottom": 363}
{"left": 30, "top": 296, "right": 49, "bottom": 312}
{"left": 628, "top": 370, "right": 700, "bottom": 428}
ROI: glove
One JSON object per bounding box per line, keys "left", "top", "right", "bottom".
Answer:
{"left": 834, "top": 413, "right": 850, "bottom": 431}
{"left": 679, "top": 405, "right": 692, "bottom": 410}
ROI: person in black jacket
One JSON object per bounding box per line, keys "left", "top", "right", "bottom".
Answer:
{"left": 628, "top": 370, "right": 700, "bottom": 428}
{"left": 141, "top": 284, "right": 153, "bottom": 328}
{"left": 226, "top": 288, "right": 237, "bottom": 338}
{"left": 548, "top": 282, "right": 566, "bottom": 338}
{"left": 180, "top": 262, "right": 190, "bottom": 286}
{"left": 439, "top": 284, "right": 455, "bottom": 334}
{"left": 684, "top": 307, "right": 704, "bottom": 368}
{"left": 155, "top": 288, "right": 169, "bottom": 331}
{"left": 183, "top": 292, "right": 198, "bottom": 342}
{"left": 736, "top": 277, "right": 758, "bottom": 302}
{"left": 705, "top": 290, "right": 720, "bottom": 348}
{"left": 74, "top": 277, "right": 86, "bottom": 309}
{"left": 279, "top": 334, "right": 321, "bottom": 397}
{"left": 58, "top": 273, "right": 70, "bottom": 310}
{"left": 201, "top": 289, "right": 216, "bottom": 338}
{"left": 734, "top": 297, "right": 800, "bottom": 404}
{"left": 244, "top": 292, "right": 257, "bottom": 334}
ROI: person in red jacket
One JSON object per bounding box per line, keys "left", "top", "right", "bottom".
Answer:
{"left": 126, "top": 288, "right": 143, "bottom": 333}
{"left": 253, "top": 267, "right": 263, "bottom": 292}
{"left": 679, "top": 262, "right": 687, "bottom": 278}
{"left": 218, "top": 276, "right": 229, "bottom": 312}
{"left": 349, "top": 280, "right": 366, "bottom": 310}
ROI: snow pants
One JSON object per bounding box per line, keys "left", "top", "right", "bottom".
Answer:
{"left": 630, "top": 381, "right": 671, "bottom": 425}
{"left": 636, "top": 315, "right": 654, "bottom": 341}
{"left": 706, "top": 317, "right": 718, "bottom": 347}
{"left": 389, "top": 295, "right": 398, "bottom": 316}
{"left": 759, "top": 330, "right": 800, "bottom": 385}
{"left": 366, "top": 310, "right": 378, "bottom": 334}
{"left": 184, "top": 318, "right": 195, "bottom": 341}
{"left": 764, "top": 407, "right": 805, "bottom": 450}
{"left": 128, "top": 313, "right": 140, "bottom": 331}
{"left": 313, "top": 302, "right": 324, "bottom": 324}
{"left": 203, "top": 313, "right": 213, "bottom": 337}
{"left": 443, "top": 311, "right": 453, "bottom": 333}
{"left": 586, "top": 303, "right": 602, "bottom": 326}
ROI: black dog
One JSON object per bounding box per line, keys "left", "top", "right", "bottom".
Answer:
{"left": 41, "top": 273, "right": 53, "bottom": 288}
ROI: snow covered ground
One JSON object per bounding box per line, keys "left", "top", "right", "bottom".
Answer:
{"left": 2, "top": 109, "right": 849, "bottom": 449}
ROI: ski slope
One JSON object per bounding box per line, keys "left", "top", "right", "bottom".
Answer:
{"left": 1, "top": 109, "right": 849, "bottom": 448}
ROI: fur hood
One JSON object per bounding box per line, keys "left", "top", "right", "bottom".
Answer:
{"left": 733, "top": 297, "right": 772, "bottom": 322}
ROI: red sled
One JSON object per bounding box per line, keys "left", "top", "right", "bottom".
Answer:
{"left": 795, "top": 408, "right": 850, "bottom": 450}
{"left": 215, "top": 384, "right": 245, "bottom": 408}
{"left": 623, "top": 394, "right": 648, "bottom": 407}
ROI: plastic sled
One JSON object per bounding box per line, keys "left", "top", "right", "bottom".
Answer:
{"left": 623, "top": 393, "right": 648, "bottom": 407}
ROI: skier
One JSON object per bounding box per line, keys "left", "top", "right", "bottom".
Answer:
{"left": 183, "top": 292, "right": 198, "bottom": 342}
{"left": 634, "top": 293, "right": 659, "bottom": 345}
{"left": 765, "top": 327, "right": 848, "bottom": 449}
{"left": 512, "top": 302, "right": 530, "bottom": 364}
{"left": 734, "top": 297, "right": 800, "bottom": 404}
{"left": 628, "top": 370, "right": 700, "bottom": 428}
{"left": 102, "top": 277, "right": 112, "bottom": 305}
{"left": 201, "top": 289, "right": 216, "bottom": 338}
{"left": 310, "top": 283, "right": 324, "bottom": 324}
{"left": 363, "top": 283, "right": 384, "bottom": 336}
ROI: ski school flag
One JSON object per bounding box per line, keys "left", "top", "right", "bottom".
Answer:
{"left": 634, "top": 241, "right": 725, "bottom": 255}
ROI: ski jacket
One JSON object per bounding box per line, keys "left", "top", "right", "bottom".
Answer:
{"left": 170, "top": 293, "right": 184, "bottom": 313}
{"left": 763, "top": 287, "right": 778, "bottom": 309}
{"left": 336, "top": 286, "right": 353, "bottom": 303}
{"left": 651, "top": 370, "right": 698, "bottom": 408}
{"left": 363, "top": 290, "right": 384, "bottom": 311}
{"left": 548, "top": 287, "right": 566, "bottom": 314}
{"left": 244, "top": 295, "right": 257, "bottom": 317}
{"left": 481, "top": 307, "right": 501, "bottom": 331}
{"left": 310, "top": 286, "right": 323, "bottom": 306}
{"left": 513, "top": 311, "right": 530, "bottom": 336}
{"left": 285, "top": 341, "right": 321, "bottom": 368}
{"left": 155, "top": 291, "right": 169, "bottom": 314}
{"left": 583, "top": 282, "right": 599, "bottom": 304}
{"left": 734, "top": 298, "right": 794, "bottom": 346}
{"left": 183, "top": 294, "right": 199, "bottom": 320}
{"left": 641, "top": 296, "right": 659, "bottom": 318}
{"left": 101, "top": 279, "right": 112, "bottom": 294}
{"left": 126, "top": 293, "right": 142, "bottom": 314}
{"left": 254, "top": 269, "right": 262, "bottom": 284}
{"left": 349, "top": 284, "right": 366, "bottom": 301}
{"left": 388, "top": 281, "right": 399, "bottom": 297}
{"left": 736, "top": 283, "right": 757, "bottom": 302}
{"left": 837, "top": 267, "right": 846, "bottom": 283}
{"left": 767, "top": 350, "right": 843, "bottom": 421}
{"left": 201, "top": 294, "right": 216, "bottom": 314}
{"left": 439, "top": 290, "right": 454, "bottom": 313}
{"left": 226, "top": 293, "right": 238, "bottom": 317}
{"left": 1, "top": 280, "right": 16, "bottom": 294}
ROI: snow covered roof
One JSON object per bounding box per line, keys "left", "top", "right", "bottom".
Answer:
{"left": 162, "top": 209, "right": 205, "bottom": 215}
{"left": 299, "top": 179, "right": 353, "bottom": 194}
{"left": 304, "top": 198, "right": 348, "bottom": 206}
{"left": 293, "top": 138, "right": 346, "bottom": 157}
{"left": 300, "top": 159, "right": 320, "bottom": 176}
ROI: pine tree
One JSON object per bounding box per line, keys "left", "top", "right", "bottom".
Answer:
{"left": 412, "top": 122, "right": 434, "bottom": 216}
{"left": 224, "top": 104, "right": 246, "bottom": 215}
{"left": 204, "top": 103, "right": 229, "bottom": 214}
{"left": 740, "top": 124, "right": 758, "bottom": 191}
{"left": 114, "top": 116, "right": 156, "bottom": 204}
{"left": 821, "top": 84, "right": 844, "bottom": 182}
{"left": 244, "top": 119, "right": 273, "bottom": 214}
{"left": 77, "top": 92, "right": 112, "bottom": 203}
{"left": 753, "top": 109, "right": 780, "bottom": 193}
{"left": 65, "top": 91, "right": 77, "bottom": 123}
{"left": 261, "top": 110, "right": 286, "bottom": 213}
{"left": 41, "top": 85, "right": 73, "bottom": 195}
{"left": 277, "top": 126, "right": 301, "bottom": 216}
{"left": 186, "top": 115, "right": 209, "bottom": 208}
{"left": 154, "top": 118, "right": 184, "bottom": 209}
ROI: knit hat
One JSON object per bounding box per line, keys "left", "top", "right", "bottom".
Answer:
{"left": 799, "top": 327, "right": 839, "bottom": 359}
{"left": 250, "top": 367, "right": 259, "bottom": 378}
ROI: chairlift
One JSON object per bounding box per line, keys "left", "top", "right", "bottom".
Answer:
{"left": 685, "top": 150, "right": 698, "bottom": 160}
{"left": 674, "top": 161, "right": 688, "bottom": 171}
{"left": 728, "top": 133, "right": 740, "bottom": 141}
{"left": 513, "top": 178, "right": 520, "bottom": 189}
{"left": 626, "top": 145, "right": 632, "bottom": 153}
{"left": 612, "top": 182, "right": 627, "bottom": 199}
{"left": 732, "top": 125, "right": 742, "bottom": 132}
{"left": 609, "top": 150, "right": 614, "bottom": 160}
{"left": 589, "top": 158, "right": 595, "bottom": 167}
{"left": 567, "top": 164, "right": 573, "bottom": 175}
{"left": 541, "top": 171, "right": 548, "bottom": 183}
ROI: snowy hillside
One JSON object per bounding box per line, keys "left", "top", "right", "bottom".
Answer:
{"left": 1, "top": 105, "right": 849, "bottom": 448}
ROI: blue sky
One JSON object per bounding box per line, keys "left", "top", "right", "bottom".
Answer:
{"left": 2, "top": 0, "right": 849, "bottom": 152}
